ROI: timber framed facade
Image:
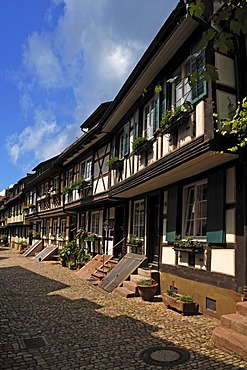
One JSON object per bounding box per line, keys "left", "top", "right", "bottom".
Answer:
{"left": 1, "top": 1, "right": 247, "bottom": 318}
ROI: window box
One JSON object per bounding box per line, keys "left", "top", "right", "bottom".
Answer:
{"left": 132, "top": 138, "right": 153, "bottom": 156}
{"left": 163, "top": 293, "right": 199, "bottom": 315}
{"left": 172, "top": 235, "right": 204, "bottom": 254}
{"left": 173, "top": 246, "right": 204, "bottom": 253}
{"left": 84, "top": 233, "right": 99, "bottom": 242}
{"left": 161, "top": 111, "right": 191, "bottom": 134}
{"left": 107, "top": 157, "right": 124, "bottom": 170}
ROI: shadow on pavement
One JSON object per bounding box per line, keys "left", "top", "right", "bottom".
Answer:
{"left": 0, "top": 265, "right": 245, "bottom": 369}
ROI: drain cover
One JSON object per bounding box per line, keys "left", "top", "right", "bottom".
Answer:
{"left": 140, "top": 346, "right": 190, "bottom": 367}
{"left": 19, "top": 336, "right": 49, "bottom": 349}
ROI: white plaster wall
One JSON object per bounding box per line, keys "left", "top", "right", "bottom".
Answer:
{"left": 226, "top": 208, "right": 236, "bottom": 244}
{"left": 195, "top": 100, "right": 205, "bottom": 137}
{"left": 226, "top": 167, "right": 236, "bottom": 204}
{"left": 216, "top": 91, "right": 236, "bottom": 120}
{"left": 178, "top": 122, "right": 192, "bottom": 147}
{"left": 215, "top": 53, "right": 236, "bottom": 88}
{"left": 162, "top": 246, "right": 176, "bottom": 265}
{"left": 162, "top": 134, "right": 170, "bottom": 156}
{"left": 211, "top": 249, "right": 235, "bottom": 276}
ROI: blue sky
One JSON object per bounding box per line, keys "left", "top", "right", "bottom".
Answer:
{"left": 0, "top": 0, "right": 177, "bottom": 193}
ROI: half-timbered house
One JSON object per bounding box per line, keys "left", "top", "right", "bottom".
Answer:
{"left": 1, "top": 1, "right": 247, "bottom": 318}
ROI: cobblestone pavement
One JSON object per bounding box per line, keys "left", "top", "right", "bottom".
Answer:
{"left": 0, "top": 247, "right": 247, "bottom": 370}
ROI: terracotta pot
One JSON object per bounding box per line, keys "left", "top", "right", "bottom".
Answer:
{"left": 137, "top": 284, "right": 158, "bottom": 301}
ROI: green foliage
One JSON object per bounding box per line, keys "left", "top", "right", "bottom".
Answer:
{"left": 188, "top": 0, "right": 205, "bottom": 18}
{"left": 132, "top": 137, "right": 148, "bottom": 150}
{"left": 160, "top": 102, "right": 192, "bottom": 129}
{"left": 173, "top": 235, "right": 201, "bottom": 249}
{"left": 155, "top": 84, "right": 162, "bottom": 93}
{"left": 189, "top": 0, "right": 247, "bottom": 55}
{"left": 136, "top": 279, "right": 157, "bottom": 286}
{"left": 127, "top": 234, "right": 142, "bottom": 245}
{"left": 167, "top": 290, "right": 178, "bottom": 298}
{"left": 106, "top": 156, "right": 120, "bottom": 167}
{"left": 216, "top": 97, "right": 247, "bottom": 153}
{"left": 179, "top": 295, "right": 194, "bottom": 303}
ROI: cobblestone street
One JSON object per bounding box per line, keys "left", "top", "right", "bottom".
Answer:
{"left": 0, "top": 247, "right": 247, "bottom": 369}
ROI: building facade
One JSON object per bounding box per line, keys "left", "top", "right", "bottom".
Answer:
{"left": 1, "top": 1, "right": 247, "bottom": 318}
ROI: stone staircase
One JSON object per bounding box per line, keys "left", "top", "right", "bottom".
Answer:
{"left": 212, "top": 301, "right": 247, "bottom": 361}
{"left": 114, "top": 267, "right": 160, "bottom": 298}
{"left": 90, "top": 258, "right": 118, "bottom": 281}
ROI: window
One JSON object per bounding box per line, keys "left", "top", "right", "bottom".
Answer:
{"left": 183, "top": 181, "right": 207, "bottom": 239}
{"left": 60, "top": 219, "right": 66, "bottom": 238}
{"left": 133, "top": 200, "right": 145, "bottom": 239}
{"left": 173, "top": 61, "right": 191, "bottom": 107}
{"left": 68, "top": 169, "right": 73, "bottom": 185}
{"left": 80, "top": 158, "right": 92, "bottom": 180}
{"left": 53, "top": 176, "right": 59, "bottom": 192}
{"left": 143, "top": 99, "right": 155, "bottom": 139}
{"left": 45, "top": 220, "right": 50, "bottom": 236}
{"left": 91, "top": 212, "right": 100, "bottom": 234}
{"left": 170, "top": 43, "right": 206, "bottom": 108}
{"left": 52, "top": 220, "right": 58, "bottom": 236}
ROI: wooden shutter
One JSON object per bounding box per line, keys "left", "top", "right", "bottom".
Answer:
{"left": 161, "top": 80, "right": 167, "bottom": 116}
{"left": 206, "top": 169, "right": 226, "bottom": 243}
{"left": 166, "top": 186, "right": 178, "bottom": 242}
{"left": 111, "top": 137, "right": 116, "bottom": 157}
{"left": 123, "top": 122, "right": 130, "bottom": 156}
{"left": 153, "top": 91, "right": 160, "bottom": 134}
{"left": 134, "top": 109, "right": 139, "bottom": 139}
{"left": 191, "top": 45, "right": 207, "bottom": 104}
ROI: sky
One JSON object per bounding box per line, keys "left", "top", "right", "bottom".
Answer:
{"left": 0, "top": 0, "right": 178, "bottom": 193}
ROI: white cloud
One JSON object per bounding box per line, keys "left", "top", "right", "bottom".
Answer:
{"left": 7, "top": 0, "right": 177, "bottom": 177}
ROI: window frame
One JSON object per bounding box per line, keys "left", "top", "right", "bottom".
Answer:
{"left": 143, "top": 99, "right": 155, "bottom": 139}
{"left": 133, "top": 199, "right": 145, "bottom": 239}
{"left": 182, "top": 180, "right": 207, "bottom": 240}
{"left": 91, "top": 211, "right": 100, "bottom": 234}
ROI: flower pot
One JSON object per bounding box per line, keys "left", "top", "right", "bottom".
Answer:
{"left": 137, "top": 283, "right": 158, "bottom": 301}
{"left": 163, "top": 294, "right": 199, "bottom": 315}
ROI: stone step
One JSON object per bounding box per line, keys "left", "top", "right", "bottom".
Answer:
{"left": 137, "top": 267, "right": 152, "bottom": 278}
{"left": 91, "top": 271, "right": 105, "bottom": 279}
{"left": 221, "top": 313, "right": 247, "bottom": 336}
{"left": 122, "top": 280, "right": 138, "bottom": 293}
{"left": 212, "top": 326, "right": 247, "bottom": 361}
{"left": 236, "top": 302, "right": 247, "bottom": 317}
{"left": 130, "top": 274, "right": 146, "bottom": 284}
{"left": 114, "top": 286, "right": 138, "bottom": 298}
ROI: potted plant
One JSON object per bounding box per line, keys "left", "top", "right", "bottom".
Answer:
{"left": 70, "top": 178, "right": 89, "bottom": 190}
{"left": 106, "top": 156, "right": 123, "bottom": 170}
{"left": 77, "top": 247, "right": 91, "bottom": 269}
{"left": 132, "top": 137, "right": 152, "bottom": 155}
{"left": 136, "top": 278, "right": 158, "bottom": 301}
{"left": 68, "top": 260, "right": 77, "bottom": 270}
{"left": 126, "top": 234, "right": 143, "bottom": 254}
{"left": 172, "top": 235, "right": 203, "bottom": 253}
{"left": 160, "top": 102, "right": 192, "bottom": 134}
{"left": 163, "top": 290, "right": 199, "bottom": 315}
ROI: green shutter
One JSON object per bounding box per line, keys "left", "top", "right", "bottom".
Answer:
{"left": 190, "top": 46, "right": 207, "bottom": 104}
{"left": 134, "top": 109, "right": 139, "bottom": 139}
{"left": 161, "top": 80, "right": 167, "bottom": 116}
{"left": 206, "top": 169, "right": 226, "bottom": 243}
{"left": 153, "top": 91, "right": 160, "bottom": 134}
{"left": 111, "top": 137, "right": 116, "bottom": 157}
{"left": 166, "top": 186, "right": 178, "bottom": 243}
{"left": 123, "top": 122, "right": 130, "bottom": 156}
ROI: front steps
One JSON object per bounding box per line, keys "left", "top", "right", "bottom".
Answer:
{"left": 212, "top": 301, "right": 247, "bottom": 361}
{"left": 90, "top": 258, "right": 118, "bottom": 281}
{"left": 114, "top": 267, "right": 159, "bottom": 298}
